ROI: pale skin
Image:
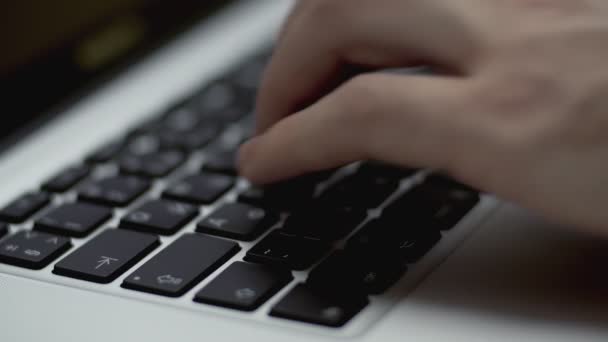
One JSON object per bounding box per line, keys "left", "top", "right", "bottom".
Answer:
{"left": 237, "top": 0, "right": 608, "bottom": 236}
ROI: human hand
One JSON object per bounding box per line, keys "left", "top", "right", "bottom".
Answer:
{"left": 238, "top": 0, "right": 608, "bottom": 234}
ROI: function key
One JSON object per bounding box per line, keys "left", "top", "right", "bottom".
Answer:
{"left": 122, "top": 233, "right": 240, "bottom": 297}
{"left": 79, "top": 176, "right": 150, "bottom": 207}
{"left": 245, "top": 231, "right": 330, "bottom": 271}
{"left": 0, "top": 230, "right": 71, "bottom": 269}
{"left": 163, "top": 173, "right": 234, "bottom": 205}
{"left": 121, "top": 199, "right": 198, "bottom": 235}
{"left": 119, "top": 150, "right": 184, "bottom": 178}
{"left": 194, "top": 261, "right": 293, "bottom": 311}
{"left": 42, "top": 165, "right": 90, "bottom": 193}
{"left": 270, "top": 283, "right": 368, "bottom": 328}
{"left": 282, "top": 204, "right": 366, "bottom": 241}
{"left": 0, "top": 192, "right": 51, "bottom": 223}
{"left": 35, "top": 202, "right": 112, "bottom": 237}
{"left": 54, "top": 229, "right": 159, "bottom": 283}
{"left": 196, "top": 202, "right": 278, "bottom": 241}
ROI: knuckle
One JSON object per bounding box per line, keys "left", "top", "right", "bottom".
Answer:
{"left": 337, "top": 74, "right": 385, "bottom": 120}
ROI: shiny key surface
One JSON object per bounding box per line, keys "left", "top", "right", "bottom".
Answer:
{"left": 194, "top": 261, "right": 293, "bottom": 311}
{"left": 54, "top": 229, "right": 159, "bottom": 283}
{"left": 79, "top": 176, "right": 150, "bottom": 207}
{"left": 35, "top": 202, "right": 112, "bottom": 237}
{"left": 122, "top": 233, "right": 240, "bottom": 297}
{"left": 120, "top": 199, "right": 198, "bottom": 235}
{"left": 0, "top": 192, "right": 50, "bottom": 223}
{"left": 0, "top": 230, "right": 71, "bottom": 269}
{"left": 270, "top": 283, "right": 369, "bottom": 327}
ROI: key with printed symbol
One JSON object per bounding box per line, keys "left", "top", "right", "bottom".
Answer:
{"left": 245, "top": 231, "right": 330, "bottom": 270}
{"left": 0, "top": 230, "right": 71, "bottom": 269}
{"left": 163, "top": 173, "right": 234, "bottom": 205}
{"left": 270, "top": 283, "right": 369, "bottom": 327}
{"left": 79, "top": 176, "right": 150, "bottom": 207}
{"left": 122, "top": 233, "right": 240, "bottom": 297}
{"left": 42, "top": 165, "right": 90, "bottom": 193}
{"left": 0, "top": 192, "right": 50, "bottom": 223}
{"left": 120, "top": 199, "right": 198, "bottom": 235}
{"left": 194, "top": 261, "right": 293, "bottom": 311}
{"left": 53, "top": 229, "right": 159, "bottom": 283}
{"left": 35, "top": 202, "right": 112, "bottom": 237}
{"left": 196, "top": 202, "right": 278, "bottom": 241}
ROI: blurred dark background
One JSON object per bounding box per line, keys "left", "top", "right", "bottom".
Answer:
{"left": 0, "top": 0, "right": 232, "bottom": 151}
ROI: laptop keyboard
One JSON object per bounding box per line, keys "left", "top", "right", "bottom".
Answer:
{"left": 0, "top": 48, "right": 481, "bottom": 329}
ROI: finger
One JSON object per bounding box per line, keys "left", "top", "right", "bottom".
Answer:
{"left": 240, "top": 73, "right": 485, "bottom": 184}
{"left": 255, "top": 0, "right": 479, "bottom": 133}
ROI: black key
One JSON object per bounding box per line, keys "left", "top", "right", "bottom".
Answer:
{"left": 54, "top": 229, "right": 159, "bottom": 283}
{"left": 270, "top": 283, "right": 368, "bottom": 327}
{"left": 192, "top": 82, "right": 239, "bottom": 115}
{"left": 0, "top": 222, "right": 7, "bottom": 239}
{"left": 191, "top": 82, "right": 251, "bottom": 122}
{"left": 42, "top": 165, "right": 90, "bottom": 193}
{"left": 321, "top": 172, "right": 398, "bottom": 209}
{"left": 123, "top": 133, "right": 162, "bottom": 156}
{"left": 348, "top": 219, "right": 441, "bottom": 263}
{"left": 0, "top": 192, "right": 50, "bottom": 223}
{"left": 384, "top": 180, "right": 479, "bottom": 231}
{"left": 245, "top": 231, "right": 330, "bottom": 270}
{"left": 119, "top": 150, "right": 184, "bottom": 178}
{"left": 161, "top": 106, "right": 205, "bottom": 132}
{"left": 122, "top": 233, "right": 240, "bottom": 297}
{"left": 159, "top": 125, "right": 220, "bottom": 151}
{"left": 282, "top": 204, "right": 366, "bottom": 241}
{"left": 237, "top": 175, "right": 321, "bottom": 211}
{"left": 202, "top": 149, "right": 237, "bottom": 175}
{"left": 121, "top": 199, "right": 198, "bottom": 235}
{"left": 35, "top": 203, "right": 112, "bottom": 237}
{"left": 308, "top": 250, "right": 406, "bottom": 295}
{"left": 194, "top": 261, "right": 293, "bottom": 311}
{"left": 197, "top": 203, "right": 278, "bottom": 241}
{"left": 0, "top": 231, "right": 71, "bottom": 269}
{"left": 86, "top": 141, "right": 124, "bottom": 163}
{"left": 79, "top": 176, "right": 150, "bottom": 207}
{"left": 163, "top": 173, "right": 234, "bottom": 205}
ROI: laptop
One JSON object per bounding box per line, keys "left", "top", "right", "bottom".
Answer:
{"left": 1, "top": 1, "right": 607, "bottom": 341}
